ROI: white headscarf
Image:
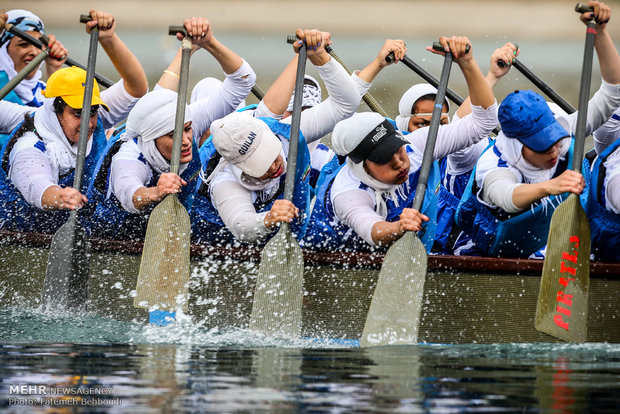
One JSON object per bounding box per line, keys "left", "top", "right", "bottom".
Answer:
{"left": 120, "top": 89, "right": 191, "bottom": 175}
{"left": 395, "top": 83, "right": 450, "bottom": 132}
{"left": 0, "top": 10, "right": 46, "bottom": 106}
{"left": 286, "top": 75, "right": 322, "bottom": 112}
{"left": 30, "top": 97, "right": 94, "bottom": 177}
{"left": 190, "top": 77, "right": 246, "bottom": 109}
{"left": 494, "top": 131, "right": 571, "bottom": 185}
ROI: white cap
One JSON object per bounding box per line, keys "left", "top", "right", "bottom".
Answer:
{"left": 211, "top": 112, "right": 282, "bottom": 178}
{"left": 286, "top": 75, "right": 322, "bottom": 112}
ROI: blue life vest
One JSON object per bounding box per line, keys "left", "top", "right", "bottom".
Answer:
{"left": 455, "top": 139, "right": 575, "bottom": 257}
{"left": 585, "top": 137, "right": 620, "bottom": 262}
{"left": 85, "top": 128, "right": 201, "bottom": 240}
{"left": 190, "top": 117, "right": 312, "bottom": 245}
{"left": 0, "top": 70, "right": 44, "bottom": 107}
{"left": 303, "top": 144, "right": 440, "bottom": 253}
{"left": 0, "top": 116, "right": 107, "bottom": 233}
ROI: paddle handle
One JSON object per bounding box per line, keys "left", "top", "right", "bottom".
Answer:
{"left": 572, "top": 21, "right": 597, "bottom": 173}
{"left": 251, "top": 84, "right": 265, "bottom": 100}
{"left": 169, "top": 28, "right": 192, "bottom": 175}
{"left": 325, "top": 45, "right": 390, "bottom": 117}
{"left": 72, "top": 22, "right": 99, "bottom": 193}
{"left": 411, "top": 50, "right": 453, "bottom": 212}
{"left": 283, "top": 36, "right": 307, "bottom": 202}
{"left": 575, "top": 3, "right": 593, "bottom": 14}
{"left": 513, "top": 59, "right": 576, "bottom": 114}
{"left": 0, "top": 40, "right": 49, "bottom": 101}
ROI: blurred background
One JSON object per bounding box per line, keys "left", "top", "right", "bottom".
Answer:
{"left": 6, "top": 0, "right": 620, "bottom": 118}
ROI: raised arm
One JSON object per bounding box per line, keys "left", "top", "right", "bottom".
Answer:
{"left": 86, "top": 9, "right": 148, "bottom": 98}
{"left": 356, "top": 39, "right": 406, "bottom": 85}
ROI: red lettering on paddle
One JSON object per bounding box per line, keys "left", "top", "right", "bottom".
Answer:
{"left": 553, "top": 236, "right": 580, "bottom": 331}
{"left": 556, "top": 291, "right": 573, "bottom": 306}
{"left": 554, "top": 315, "right": 569, "bottom": 330}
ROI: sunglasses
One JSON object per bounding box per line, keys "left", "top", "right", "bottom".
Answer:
{"left": 70, "top": 105, "right": 99, "bottom": 118}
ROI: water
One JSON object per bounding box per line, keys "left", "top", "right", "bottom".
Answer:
{"left": 1, "top": 310, "right": 619, "bottom": 413}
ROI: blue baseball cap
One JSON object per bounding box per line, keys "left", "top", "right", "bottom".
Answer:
{"left": 499, "top": 90, "right": 570, "bottom": 153}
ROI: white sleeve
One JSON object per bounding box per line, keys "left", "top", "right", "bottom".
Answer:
{"left": 109, "top": 157, "right": 152, "bottom": 213}
{"left": 295, "top": 58, "right": 361, "bottom": 143}
{"left": 99, "top": 79, "right": 140, "bottom": 129}
{"left": 332, "top": 188, "right": 381, "bottom": 246}
{"left": 189, "top": 60, "right": 256, "bottom": 138}
{"left": 409, "top": 102, "right": 498, "bottom": 162}
{"left": 253, "top": 100, "right": 282, "bottom": 120}
{"left": 480, "top": 168, "right": 522, "bottom": 213}
{"left": 446, "top": 138, "right": 491, "bottom": 175}
{"left": 605, "top": 173, "right": 620, "bottom": 214}
{"left": 563, "top": 80, "right": 620, "bottom": 146}
{"left": 593, "top": 106, "right": 620, "bottom": 155}
{"left": 8, "top": 142, "right": 56, "bottom": 209}
{"left": 210, "top": 178, "right": 272, "bottom": 243}
{"left": 0, "top": 101, "right": 33, "bottom": 134}
{"left": 351, "top": 70, "right": 372, "bottom": 97}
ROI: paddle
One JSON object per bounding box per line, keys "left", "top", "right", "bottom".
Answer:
{"left": 0, "top": 35, "right": 50, "bottom": 101}
{"left": 496, "top": 46, "right": 576, "bottom": 114}
{"left": 4, "top": 21, "right": 114, "bottom": 88}
{"left": 535, "top": 7, "right": 595, "bottom": 342}
{"left": 248, "top": 35, "right": 307, "bottom": 337}
{"left": 360, "top": 42, "right": 455, "bottom": 347}
{"left": 41, "top": 15, "right": 99, "bottom": 312}
{"left": 133, "top": 26, "right": 192, "bottom": 325}
{"left": 325, "top": 45, "right": 390, "bottom": 117}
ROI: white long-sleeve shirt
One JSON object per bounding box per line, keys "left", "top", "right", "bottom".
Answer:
{"left": 110, "top": 60, "right": 257, "bottom": 213}
{"left": 331, "top": 102, "right": 499, "bottom": 246}
{"left": 209, "top": 56, "right": 361, "bottom": 243}
{"left": 7, "top": 80, "right": 139, "bottom": 208}
{"left": 480, "top": 80, "right": 620, "bottom": 213}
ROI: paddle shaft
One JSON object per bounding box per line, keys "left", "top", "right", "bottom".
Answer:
{"left": 283, "top": 42, "right": 307, "bottom": 201}
{"left": 170, "top": 33, "right": 192, "bottom": 175}
{"left": 5, "top": 22, "right": 114, "bottom": 89}
{"left": 411, "top": 49, "right": 453, "bottom": 211}
{"left": 572, "top": 21, "right": 597, "bottom": 173}
{"left": 325, "top": 45, "right": 390, "bottom": 118}
{"left": 72, "top": 26, "right": 99, "bottom": 192}
{"left": 0, "top": 46, "right": 48, "bottom": 101}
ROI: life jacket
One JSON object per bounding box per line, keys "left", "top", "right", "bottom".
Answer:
{"left": 455, "top": 139, "right": 575, "bottom": 258}
{"left": 585, "top": 137, "right": 620, "bottom": 262}
{"left": 0, "top": 115, "right": 107, "bottom": 233}
{"left": 85, "top": 127, "right": 201, "bottom": 240}
{"left": 190, "top": 116, "right": 312, "bottom": 245}
{"left": 302, "top": 144, "right": 440, "bottom": 253}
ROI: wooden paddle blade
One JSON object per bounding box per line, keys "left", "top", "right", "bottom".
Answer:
{"left": 42, "top": 217, "right": 90, "bottom": 312}
{"left": 536, "top": 194, "right": 590, "bottom": 342}
{"left": 134, "top": 195, "right": 191, "bottom": 312}
{"left": 249, "top": 225, "right": 304, "bottom": 337}
{"left": 361, "top": 232, "right": 427, "bottom": 347}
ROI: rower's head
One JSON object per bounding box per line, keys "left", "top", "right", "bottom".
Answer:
{"left": 211, "top": 112, "right": 284, "bottom": 180}
{"left": 125, "top": 88, "right": 193, "bottom": 165}
{"left": 43, "top": 66, "right": 108, "bottom": 145}
{"left": 1, "top": 9, "right": 45, "bottom": 80}
{"left": 282, "top": 75, "right": 322, "bottom": 119}
{"left": 499, "top": 89, "right": 570, "bottom": 169}
{"left": 397, "top": 83, "right": 450, "bottom": 132}
{"left": 332, "top": 112, "right": 411, "bottom": 185}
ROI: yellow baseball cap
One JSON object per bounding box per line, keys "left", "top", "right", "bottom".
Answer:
{"left": 42, "top": 66, "right": 109, "bottom": 111}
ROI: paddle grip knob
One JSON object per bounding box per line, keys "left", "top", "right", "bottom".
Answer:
{"left": 39, "top": 34, "right": 50, "bottom": 48}
{"left": 287, "top": 34, "right": 299, "bottom": 44}
{"left": 432, "top": 41, "right": 470, "bottom": 54}
{"left": 575, "top": 3, "right": 593, "bottom": 14}
{"left": 497, "top": 43, "right": 519, "bottom": 68}
{"left": 385, "top": 51, "right": 395, "bottom": 63}
{"left": 169, "top": 25, "right": 187, "bottom": 37}
{"left": 79, "top": 14, "right": 92, "bottom": 24}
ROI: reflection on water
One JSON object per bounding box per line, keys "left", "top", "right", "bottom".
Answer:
{"left": 0, "top": 337, "right": 618, "bottom": 412}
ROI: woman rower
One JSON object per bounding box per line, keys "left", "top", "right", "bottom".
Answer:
{"left": 0, "top": 9, "right": 68, "bottom": 107}
{"left": 0, "top": 9, "right": 148, "bottom": 234}
{"left": 191, "top": 28, "right": 361, "bottom": 245}
{"left": 455, "top": 0, "right": 620, "bottom": 258}
{"left": 86, "top": 17, "right": 256, "bottom": 239}
{"left": 303, "top": 35, "right": 498, "bottom": 251}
